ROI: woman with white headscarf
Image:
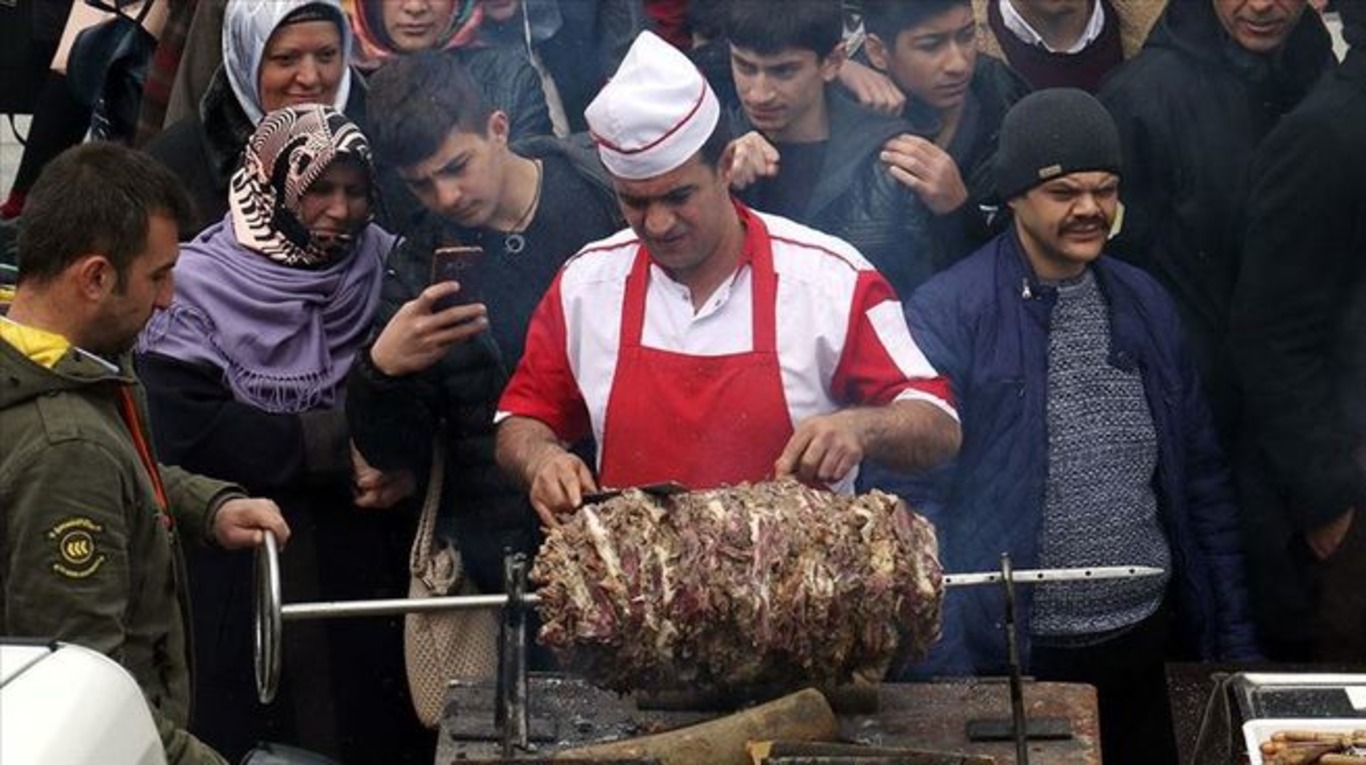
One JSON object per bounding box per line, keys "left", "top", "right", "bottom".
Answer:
{"left": 146, "top": 0, "right": 362, "bottom": 237}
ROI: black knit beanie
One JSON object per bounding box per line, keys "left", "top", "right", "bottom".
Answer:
{"left": 1340, "top": 0, "right": 1366, "bottom": 50}
{"left": 995, "top": 88, "right": 1122, "bottom": 201}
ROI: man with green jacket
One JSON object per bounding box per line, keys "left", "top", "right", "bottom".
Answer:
{"left": 0, "top": 142, "right": 291, "bottom": 765}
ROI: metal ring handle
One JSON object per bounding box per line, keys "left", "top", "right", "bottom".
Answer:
{"left": 254, "top": 529, "right": 282, "bottom": 704}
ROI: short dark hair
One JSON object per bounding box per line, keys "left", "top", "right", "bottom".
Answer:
{"left": 17, "top": 143, "right": 193, "bottom": 286}
{"left": 861, "top": 0, "right": 971, "bottom": 45}
{"left": 697, "top": 116, "right": 735, "bottom": 170}
{"left": 727, "top": 0, "right": 842, "bottom": 57}
{"left": 365, "top": 50, "right": 493, "bottom": 168}
{"left": 688, "top": 0, "right": 730, "bottom": 42}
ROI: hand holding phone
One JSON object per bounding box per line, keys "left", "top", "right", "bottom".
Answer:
{"left": 430, "top": 245, "right": 485, "bottom": 312}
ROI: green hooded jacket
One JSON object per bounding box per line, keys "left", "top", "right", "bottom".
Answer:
{"left": 0, "top": 335, "right": 240, "bottom": 765}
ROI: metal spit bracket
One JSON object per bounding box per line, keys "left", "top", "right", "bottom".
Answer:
{"left": 496, "top": 550, "right": 531, "bottom": 757}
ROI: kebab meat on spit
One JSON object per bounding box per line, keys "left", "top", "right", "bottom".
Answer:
{"left": 531, "top": 479, "right": 944, "bottom": 692}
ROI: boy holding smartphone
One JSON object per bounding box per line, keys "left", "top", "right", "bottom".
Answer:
{"left": 346, "top": 51, "right": 622, "bottom": 594}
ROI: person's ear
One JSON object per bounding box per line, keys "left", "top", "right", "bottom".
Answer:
{"left": 820, "top": 44, "right": 846, "bottom": 82}
{"left": 487, "top": 110, "right": 511, "bottom": 145}
{"left": 864, "top": 33, "right": 891, "bottom": 72}
{"left": 718, "top": 141, "right": 737, "bottom": 187}
{"left": 72, "top": 254, "right": 115, "bottom": 300}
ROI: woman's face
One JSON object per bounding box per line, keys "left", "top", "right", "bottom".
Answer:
{"left": 298, "top": 159, "right": 371, "bottom": 257}
{"left": 381, "top": 0, "right": 459, "bottom": 52}
{"left": 259, "top": 20, "right": 345, "bottom": 113}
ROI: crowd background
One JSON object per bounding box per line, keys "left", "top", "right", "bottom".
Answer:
{"left": 0, "top": 2, "right": 1362, "bottom": 765}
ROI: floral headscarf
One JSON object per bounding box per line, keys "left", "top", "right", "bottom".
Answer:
{"left": 229, "top": 104, "right": 375, "bottom": 268}
{"left": 347, "top": 0, "right": 484, "bottom": 66}
{"left": 223, "top": 0, "right": 355, "bottom": 124}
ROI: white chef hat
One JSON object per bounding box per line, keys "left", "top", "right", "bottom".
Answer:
{"left": 585, "top": 31, "right": 721, "bottom": 180}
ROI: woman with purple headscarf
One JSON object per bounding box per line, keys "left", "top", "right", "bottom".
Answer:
{"left": 136, "top": 105, "right": 433, "bottom": 764}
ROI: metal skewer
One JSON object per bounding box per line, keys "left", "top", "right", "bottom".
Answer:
{"left": 273, "top": 564, "right": 1165, "bottom": 621}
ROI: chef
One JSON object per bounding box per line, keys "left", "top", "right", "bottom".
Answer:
{"left": 494, "top": 31, "right": 962, "bottom": 526}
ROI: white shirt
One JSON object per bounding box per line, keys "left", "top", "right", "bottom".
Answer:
{"left": 999, "top": 0, "right": 1107, "bottom": 54}
{"left": 498, "top": 210, "right": 957, "bottom": 462}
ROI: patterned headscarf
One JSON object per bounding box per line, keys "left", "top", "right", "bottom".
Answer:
{"left": 229, "top": 104, "right": 375, "bottom": 268}
{"left": 223, "top": 0, "right": 355, "bottom": 124}
{"left": 347, "top": 0, "right": 484, "bottom": 67}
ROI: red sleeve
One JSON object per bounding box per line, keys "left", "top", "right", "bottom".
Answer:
{"left": 831, "top": 271, "right": 955, "bottom": 410}
{"left": 497, "top": 275, "right": 592, "bottom": 442}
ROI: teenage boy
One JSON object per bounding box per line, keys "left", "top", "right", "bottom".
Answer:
{"left": 726, "top": 0, "right": 938, "bottom": 299}
{"left": 348, "top": 51, "right": 624, "bottom": 592}
{"left": 862, "top": 0, "right": 1030, "bottom": 264}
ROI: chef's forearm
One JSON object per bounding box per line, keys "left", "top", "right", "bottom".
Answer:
{"left": 496, "top": 415, "right": 570, "bottom": 488}
{"left": 861, "top": 400, "right": 962, "bottom": 473}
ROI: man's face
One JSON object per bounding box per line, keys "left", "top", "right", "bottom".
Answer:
{"left": 91, "top": 213, "right": 180, "bottom": 356}
{"left": 614, "top": 153, "right": 735, "bottom": 280}
{"left": 258, "top": 20, "right": 345, "bottom": 113}
{"left": 1009, "top": 171, "right": 1119, "bottom": 280}
{"left": 398, "top": 117, "right": 510, "bottom": 229}
{"left": 731, "top": 45, "right": 842, "bottom": 143}
{"left": 1212, "top": 0, "right": 1307, "bottom": 54}
{"left": 867, "top": 5, "right": 977, "bottom": 113}
{"left": 381, "top": 0, "right": 458, "bottom": 52}
{"left": 298, "top": 159, "right": 372, "bottom": 257}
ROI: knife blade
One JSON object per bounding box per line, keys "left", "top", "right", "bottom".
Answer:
{"left": 581, "top": 481, "right": 688, "bottom": 505}
{"left": 943, "top": 565, "right": 1165, "bottom": 588}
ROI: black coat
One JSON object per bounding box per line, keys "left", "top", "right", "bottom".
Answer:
{"left": 134, "top": 350, "right": 429, "bottom": 763}
{"left": 1098, "top": 1, "right": 1333, "bottom": 438}
{"left": 734, "top": 90, "right": 939, "bottom": 301}
{"left": 1229, "top": 48, "right": 1366, "bottom": 649}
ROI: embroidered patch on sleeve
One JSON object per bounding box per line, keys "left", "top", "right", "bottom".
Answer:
{"left": 46, "top": 517, "right": 107, "bottom": 579}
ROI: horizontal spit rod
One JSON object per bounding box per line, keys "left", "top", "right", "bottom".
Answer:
{"left": 278, "top": 565, "right": 1164, "bottom": 621}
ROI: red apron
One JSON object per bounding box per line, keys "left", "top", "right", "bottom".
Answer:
{"left": 598, "top": 216, "right": 793, "bottom": 489}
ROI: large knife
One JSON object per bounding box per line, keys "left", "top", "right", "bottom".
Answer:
{"left": 943, "top": 564, "right": 1165, "bottom": 588}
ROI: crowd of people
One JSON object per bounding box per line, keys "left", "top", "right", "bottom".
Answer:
{"left": 1, "top": 1, "right": 1363, "bottom": 764}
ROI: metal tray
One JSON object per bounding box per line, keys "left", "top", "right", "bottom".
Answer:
{"left": 1242, "top": 718, "right": 1366, "bottom": 765}
{"left": 1232, "top": 673, "right": 1366, "bottom": 721}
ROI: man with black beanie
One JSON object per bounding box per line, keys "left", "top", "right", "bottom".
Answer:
{"left": 887, "top": 88, "right": 1259, "bottom": 765}
{"left": 1231, "top": 0, "right": 1366, "bottom": 663}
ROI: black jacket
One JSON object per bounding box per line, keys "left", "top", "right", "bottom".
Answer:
{"left": 735, "top": 90, "right": 938, "bottom": 300}
{"left": 1229, "top": 49, "right": 1366, "bottom": 648}
{"left": 900, "top": 54, "right": 1030, "bottom": 266}
{"left": 144, "top": 67, "right": 370, "bottom": 237}
{"left": 347, "top": 136, "right": 620, "bottom": 592}
{"left": 1098, "top": 1, "right": 1332, "bottom": 437}
{"left": 481, "top": 0, "right": 642, "bottom": 133}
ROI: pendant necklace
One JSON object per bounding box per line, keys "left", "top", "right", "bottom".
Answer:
{"left": 501, "top": 159, "right": 543, "bottom": 257}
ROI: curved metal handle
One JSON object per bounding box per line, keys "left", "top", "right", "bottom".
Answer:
{"left": 254, "top": 529, "right": 282, "bottom": 705}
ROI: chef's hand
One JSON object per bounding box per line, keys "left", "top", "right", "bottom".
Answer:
{"left": 351, "top": 443, "right": 417, "bottom": 510}
{"left": 369, "top": 283, "right": 489, "bottom": 377}
{"left": 838, "top": 59, "right": 906, "bottom": 116}
{"left": 213, "top": 497, "right": 291, "bottom": 550}
{"left": 527, "top": 451, "right": 599, "bottom": 527}
{"left": 775, "top": 410, "right": 868, "bottom": 485}
{"left": 1306, "top": 508, "right": 1355, "bottom": 560}
{"left": 881, "top": 134, "right": 968, "bottom": 215}
{"left": 727, "top": 131, "right": 780, "bottom": 191}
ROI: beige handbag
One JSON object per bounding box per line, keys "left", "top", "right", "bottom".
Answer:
{"left": 404, "top": 440, "right": 500, "bottom": 729}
